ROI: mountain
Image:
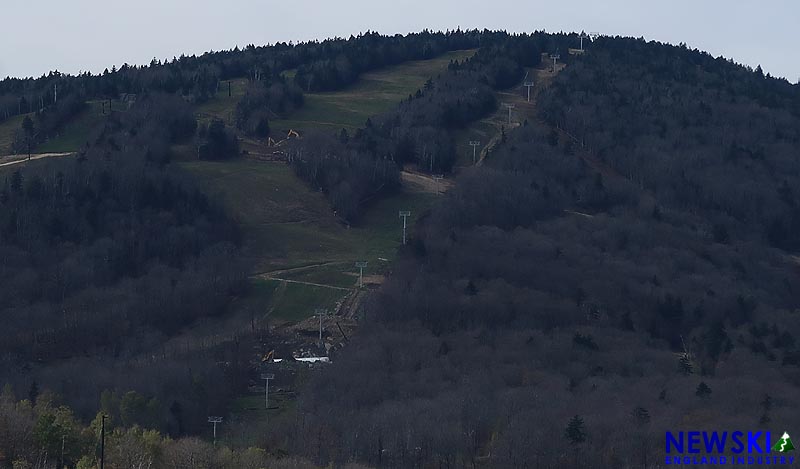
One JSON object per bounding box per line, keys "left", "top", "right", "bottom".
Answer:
{"left": 0, "top": 30, "right": 798, "bottom": 469}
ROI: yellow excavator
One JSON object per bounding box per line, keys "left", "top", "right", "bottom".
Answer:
{"left": 261, "top": 350, "right": 275, "bottom": 363}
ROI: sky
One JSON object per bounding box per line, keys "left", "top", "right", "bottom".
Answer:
{"left": 1, "top": 0, "right": 798, "bottom": 82}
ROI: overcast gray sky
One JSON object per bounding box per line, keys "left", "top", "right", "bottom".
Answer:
{"left": 1, "top": 0, "right": 797, "bottom": 81}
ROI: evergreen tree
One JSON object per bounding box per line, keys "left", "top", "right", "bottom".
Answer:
{"left": 695, "top": 382, "right": 712, "bottom": 399}
{"left": 565, "top": 415, "right": 587, "bottom": 444}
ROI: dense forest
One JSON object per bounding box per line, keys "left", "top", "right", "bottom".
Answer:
{"left": 0, "top": 94, "right": 250, "bottom": 439}
{"left": 234, "top": 79, "right": 304, "bottom": 137}
{"left": 287, "top": 35, "right": 550, "bottom": 221}
{"left": 0, "top": 388, "right": 349, "bottom": 469}
{"left": 538, "top": 37, "right": 800, "bottom": 250}
{"left": 0, "top": 29, "right": 798, "bottom": 469}
{"left": 0, "top": 30, "right": 489, "bottom": 151}
{"left": 281, "top": 38, "right": 800, "bottom": 468}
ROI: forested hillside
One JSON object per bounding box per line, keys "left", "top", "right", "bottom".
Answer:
{"left": 287, "top": 36, "right": 545, "bottom": 220}
{"left": 538, "top": 37, "right": 800, "bottom": 250}
{"left": 282, "top": 38, "right": 800, "bottom": 468}
{"left": 0, "top": 94, "right": 249, "bottom": 436}
{"left": 0, "top": 29, "right": 798, "bottom": 469}
{"left": 0, "top": 30, "right": 487, "bottom": 155}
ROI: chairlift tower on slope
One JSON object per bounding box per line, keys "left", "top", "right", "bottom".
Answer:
{"left": 207, "top": 417, "right": 223, "bottom": 445}
{"left": 579, "top": 31, "right": 589, "bottom": 51}
{"left": 469, "top": 141, "right": 481, "bottom": 164}
{"left": 503, "top": 103, "right": 515, "bottom": 125}
{"left": 399, "top": 211, "right": 411, "bottom": 245}
{"left": 355, "top": 261, "right": 368, "bottom": 288}
{"left": 549, "top": 53, "right": 561, "bottom": 73}
{"left": 523, "top": 81, "right": 535, "bottom": 102}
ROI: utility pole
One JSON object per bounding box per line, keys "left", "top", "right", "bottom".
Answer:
{"left": 196, "top": 143, "right": 207, "bottom": 160}
{"left": 315, "top": 308, "right": 330, "bottom": 343}
{"left": 100, "top": 414, "right": 106, "bottom": 469}
{"left": 53, "top": 84, "right": 57, "bottom": 104}
{"left": 60, "top": 433, "right": 65, "bottom": 469}
{"left": 523, "top": 81, "right": 535, "bottom": 102}
{"left": 208, "top": 416, "right": 222, "bottom": 445}
{"left": 503, "top": 103, "right": 515, "bottom": 125}
{"left": 433, "top": 174, "right": 444, "bottom": 194}
{"left": 398, "top": 211, "right": 411, "bottom": 245}
{"left": 260, "top": 373, "right": 275, "bottom": 409}
{"left": 579, "top": 31, "right": 588, "bottom": 52}
{"left": 228, "top": 81, "right": 232, "bottom": 97}
{"left": 469, "top": 141, "right": 481, "bottom": 164}
{"left": 355, "top": 261, "right": 368, "bottom": 288}
{"left": 550, "top": 53, "right": 561, "bottom": 73}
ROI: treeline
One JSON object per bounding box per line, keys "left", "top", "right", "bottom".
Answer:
{"left": 284, "top": 39, "right": 800, "bottom": 468}
{"left": 292, "top": 29, "right": 483, "bottom": 92}
{"left": 286, "top": 33, "right": 558, "bottom": 221}
{"left": 537, "top": 36, "right": 800, "bottom": 250}
{"left": 0, "top": 94, "right": 250, "bottom": 433}
{"left": 0, "top": 30, "right": 488, "bottom": 155}
{"left": 198, "top": 118, "right": 241, "bottom": 159}
{"left": 10, "top": 94, "right": 87, "bottom": 154}
{"left": 234, "top": 79, "right": 304, "bottom": 137}
{"left": 367, "top": 40, "right": 536, "bottom": 171}
{"left": 0, "top": 389, "right": 348, "bottom": 469}
{"left": 0, "top": 29, "right": 493, "bottom": 126}
{"left": 1, "top": 30, "right": 570, "bottom": 156}
{"left": 287, "top": 130, "right": 401, "bottom": 221}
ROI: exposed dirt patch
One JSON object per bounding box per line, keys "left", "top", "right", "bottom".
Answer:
{"left": 401, "top": 169, "right": 453, "bottom": 194}
{"left": 0, "top": 152, "right": 74, "bottom": 167}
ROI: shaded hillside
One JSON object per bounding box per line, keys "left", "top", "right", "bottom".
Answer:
{"left": 288, "top": 37, "right": 800, "bottom": 469}
{"left": 0, "top": 95, "right": 248, "bottom": 434}
{"left": 1, "top": 30, "right": 798, "bottom": 469}
{"left": 538, "top": 37, "right": 800, "bottom": 250}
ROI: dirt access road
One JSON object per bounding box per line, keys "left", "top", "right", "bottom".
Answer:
{"left": 0, "top": 152, "right": 73, "bottom": 168}
{"left": 401, "top": 169, "right": 453, "bottom": 194}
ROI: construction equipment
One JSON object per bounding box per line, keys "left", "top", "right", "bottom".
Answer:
{"left": 261, "top": 350, "right": 275, "bottom": 363}
{"left": 267, "top": 130, "right": 301, "bottom": 150}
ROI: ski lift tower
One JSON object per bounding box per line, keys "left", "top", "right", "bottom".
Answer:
{"left": 208, "top": 417, "right": 223, "bottom": 445}
{"left": 502, "top": 103, "right": 515, "bottom": 125}
{"left": 469, "top": 141, "right": 481, "bottom": 164}
{"left": 549, "top": 53, "right": 561, "bottom": 73}
{"left": 315, "top": 308, "right": 330, "bottom": 343}
{"left": 433, "top": 174, "right": 444, "bottom": 194}
{"left": 399, "top": 211, "right": 411, "bottom": 245}
{"left": 524, "top": 81, "right": 535, "bottom": 102}
{"left": 260, "top": 373, "right": 275, "bottom": 410}
{"left": 355, "top": 261, "right": 368, "bottom": 288}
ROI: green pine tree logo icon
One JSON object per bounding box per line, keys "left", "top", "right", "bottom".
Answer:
{"left": 772, "top": 432, "right": 795, "bottom": 453}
